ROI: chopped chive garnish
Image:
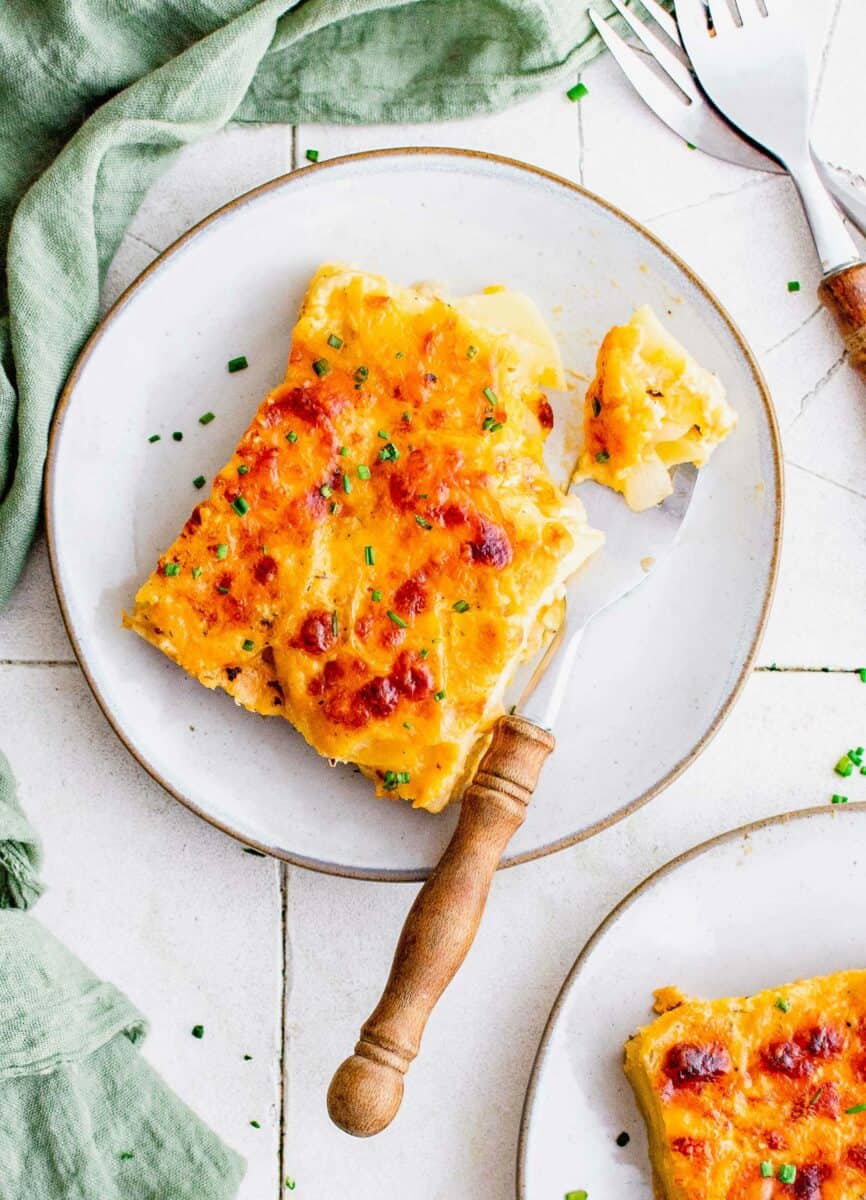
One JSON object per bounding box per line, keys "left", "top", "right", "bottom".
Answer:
{"left": 403, "top": 411, "right": 411, "bottom": 423}
{"left": 242, "top": 639, "right": 255, "bottom": 652}
{"left": 760, "top": 1162, "right": 773, "bottom": 1178}
{"left": 686, "top": 141, "right": 697, "bottom": 150}
{"left": 787, "top": 280, "right": 801, "bottom": 293}
{"left": 566, "top": 81, "right": 588, "bottom": 101}
{"left": 564, "top": 1193, "right": 588, "bottom": 1200}
{"left": 250, "top": 1120, "right": 261, "bottom": 1129}
{"left": 396, "top": 351, "right": 404, "bottom": 359}
{"left": 483, "top": 386, "right": 498, "bottom": 405}
{"left": 434, "top": 690, "right": 446, "bottom": 701}
{"left": 415, "top": 515, "right": 432, "bottom": 529}
{"left": 192, "top": 1025, "right": 204, "bottom": 1039}
{"left": 232, "top": 495, "right": 249, "bottom": 516}
{"left": 216, "top": 543, "right": 228, "bottom": 560}
{"left": 217, "top": 586, "right": 229, "bottom": 594}
{"left": 371, "top": 589, "right": 382, "bottom": 602}
{"left": 148, "top": 434, "right": 161, "bottom": 443}
{"left": 364, "top": 546, "right": 375, "bottom": 566}
{"left": 595, "top": 450, "right": 610, "bottom": 464}
{"left": 482, "top": 416, "right": 496, "bottom": 431}
{"left": 778, "top": 1164, "right": 796, "bottom": 1184}
{"left": 243, "top": 849, "right": 265, "bottom": 857}
{"left": 331, "top": 610, "right": 338, "bottom": 638}
{"left": 320, "top": 484, "right": 333, "bottom": 498}
{"left": 397, "top": 771, "right": 410, "bottom": 784}
{"left": 847, "top": 1103, "right": 866, "bottom": 1114}
{"left": 832, "top": 794, "right": 849, "bottom": 804}
{"left": 193, "top": 475, "right": 206, "bottom": 489}
{"left": 378, "top": 430, "right": 389, "bottom": 439}
{"left": 243, "top": 1054, "right": 253, "bottom": 1060}
{"left": 199, "top": 411, "right": 216, "bottom": 425}
{"left": 312, "top": 358, "right": 330, "bottom": 377}
{"left": 591, "top": 397, "right": 601, "bottom": 417}
{"left": 420, "top": 648, "right": 429, "bottom": 659}
{"left": 403, "top": 721, "right": 413, "bottom": 730}
{"left": 329, "top": 501, "right": 340, "bottom": 514}
{"left": 354, "top": 366, "right": 369, "bottom": 383}
{"left": 192, "top": 567, "right": 203, "bottom": 579}
{"left": 327, "top": 333, "right": 343, "bottom": 349}
{"left": 238, "top": 464, "right": 249, "bottom": 475}
{"left": 286, "top": 431, "right": 298, "bottom": 443}
{"left": 227, "top": 356, "right": 248, "bottom": 373}
{"left": 452, "top": 599, "right": 470, "bottom": 613}
{"left": 835, "top": 755, "right": 854, "bottom": 777}
{"left": 357, "top": 464, "right": 371, "bottom": 480}
{"left": 488, "top": 421, "right": 503, "bottom": 432}
{"left": 339, "top": 446, "right": 348, "bottom": 456}
{"left": 305, "top": 148, "right": 319, "bottom": 162}
{"left": 387, "top": 610, "right": 407, "bottom": 628}
{"left": 775, "top": 996, "right": 790, "bottom": 1012}
{"left": 467, "top": 345, "right": 479, "bottom": 359}
{"left": 172, "top": 431, "right": 183, "bottom": 441}
{"left": 859, "top": 668, "right": 866, "bottom": 683}
{"left": 382, "top": 770, "right": 398, "bottom": 790}
{"left": 343, "top": 474, "right": 352, "bottom": 494}
{"left": 164, "top": 562, "right": 180, "bottom": 576}
{"left": 285, "top": 1181, "right": 296, "bottom": 1191}
{"left": 509, "top": 704, "right": 517, "bottom": 715}
{"left": 378, "top": 442, "right": 399, "bottom": 462}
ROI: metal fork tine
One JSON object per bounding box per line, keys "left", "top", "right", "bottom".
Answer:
{"left": 638, "top": 0, "right": 684, "bottom": 47}
{"left": 707, "top": 0, "right": 736, "bottom": 34}
{"left": 607, "top": 0, "right": 697, "bottom": 96}
{"left": 736, "top": 0, "right": 760, "bottom": 23}
{"left": 588, "top": 8, "right": 692, "bottom": 117}
{"left": 673, "top": 0, "right": 713, "bottom": 45}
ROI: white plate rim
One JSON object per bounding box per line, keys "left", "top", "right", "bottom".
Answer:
{"left": 44, "top": 146, "right": 783, "bottom": 882}
{"left": 515, "top": 801, "right": 866, "bottom": 1197}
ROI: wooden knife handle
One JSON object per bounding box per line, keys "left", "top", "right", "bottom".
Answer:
{"left": 327, "top": 715, "right": 555, "bottom": 1137}
{"left": 819, "top": 262, "right": 866, "bottom": 377}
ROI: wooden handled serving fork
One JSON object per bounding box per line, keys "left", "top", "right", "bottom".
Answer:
{"left": 328, "top": 466, "right": 699, "bottom": 1136}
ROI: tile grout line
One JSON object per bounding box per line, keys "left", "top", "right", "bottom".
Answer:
{"left": 277, "top": 861, "right": 290, "bottom": 1195}
{"left": 0, "top": 658, "right": 78, "bottom": 667}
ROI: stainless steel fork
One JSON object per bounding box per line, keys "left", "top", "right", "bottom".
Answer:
{"left": 588, "top": 0, "right": 866, "bottom": 237}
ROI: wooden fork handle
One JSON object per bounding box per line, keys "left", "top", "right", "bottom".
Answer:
{"left": 819, "top": 262, "right": 866, "bottom": 377}
{"left": 327, "top": 715, "right": 555, "bottom": 1137}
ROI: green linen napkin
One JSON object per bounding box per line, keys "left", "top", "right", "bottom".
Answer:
{"left": 0, "top": 0, "right": 626, "bottom": 607}
{"left": 0, "top": 750, "right": 246, "bottom": 1200}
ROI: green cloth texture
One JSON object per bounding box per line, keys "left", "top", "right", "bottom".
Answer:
{"left": 0, "top": 0, "right": 624, "bottom": 608}
{"left": 0, "top": 751, "right": 246, "bottom": 1200}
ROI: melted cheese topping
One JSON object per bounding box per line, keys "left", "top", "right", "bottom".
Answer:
{"left": 125, "top": 264, "right": 602, "bottom": 812}
{"left": 624, "top": 971, "right": 866, "bottom": 1199}
{"left": 576, "top": 306, "right": 737, "bottom": 511}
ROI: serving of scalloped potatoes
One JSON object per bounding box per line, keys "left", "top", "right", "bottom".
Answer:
{"left": 576, "top": 306, "right": 737, "bottom": 511}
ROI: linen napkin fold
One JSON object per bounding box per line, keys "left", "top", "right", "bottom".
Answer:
{"left": 0, "top": 0, "right": 628, "bottom": 607}
{"left": 0, "top": 751, "right": 245, "bottom": 1200}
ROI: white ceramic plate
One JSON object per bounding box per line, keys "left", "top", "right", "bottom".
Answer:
{"left": 518, "top": 804, "right": 866, "bottom": 1198}
{"left": 46, "top": 149, "right": 780, "bottom": 879}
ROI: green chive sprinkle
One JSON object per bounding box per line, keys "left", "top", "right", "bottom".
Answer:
{"left": 364, "top": 546, "right": 374, "bottom": 566}
{"left": 173, "top": 431, "right": 183, "bottom": 441}
{"left": 357, "top": 464, "right": 371, "bottom": 480}
{"left": 387, "top": 610, "right": 407, "bottom": 628}
{"left": 250, "top": 1120, "right": 261, "bottom": 1129}
{"left": 379, "top": 443, "right": 399, "bottom": 462}
{"left": 354, "top": 366, "right": 369, "bottom": 383}
{"left": 371, "top": 589, "right": 382, "bottom": 602}
{"left": 329, "top": 501, "right": 340, "bottom": 514}
{"left": 382, "top": 770, "right": 398, "bottom": 790}
{"left": 343, "top": 474, "right": 352, "bottom": 494}
{"left": 778, "top": 1164, "right": 796, "bottom": 1184}
{"left": 787, "top": 280, "right": 801, "bottom": 293}
{"left": 232, "top": 495, "right": 249, "bottom": 516}
{"left": 434, "top": 690, "right": 446, "bottom": 701}
{"left": 775, "top": 996, "right": 790, "bottom": 1013}
{"left": 192, "top": 567, "right": 203, "bottom": 579}
{"left": 403, "top": 722, "right": 413, "bottom": 731}
{"left": 327, "top": 333, "right": 343, "bottom": 349}
{"left": 287, "top": 431, "right": 298, "bottom": 443}
{"left": 193, "top": 475, "right": 206, "bottom": 489}
{"left": 396, "top": 351, "right": 404, "bottom": 359}
{"left": 199, "top": 411, "right": 216, "bottom": 425}
{"left": 488, "top": 421, "right": 503, "bottom": 432}
{"left": 243, "top": 849, "right": 265, "bottom": 857}
{"left": 320, "top": 484, "right": 333, "bottom": 499}
{"left": 835, "top": 755, "right": 854, "bottom": 777}
{"left": 566, "top": 81, "right": 588, "bottom": 102}
{"left": 482, "top": 416, "right": 496, "bottom": 431}
{"left": 164, "top": 562, "right": 180, "bottom": 576}
{"left": 238, "top": 464, "right": 249, "bottom": 475}
{"left": 595, "top": 450, "right": 610, "bottom": 464}
{"left": 686, "top": 141, "right": 697, "bottom": 150}
{"left": 453, "top": 599, "right": 470, "bottom": 613}
{"left": 859, "top": 668, "right": 866, "bottom": 683}
{"left": 242, "top": 639, "right": 254, "bottom": 652}
{"left": 216, "top": 543, "right": 228, "bottom": 560}
{"left": 227, "top": 356, "right": 248, "bottom": 373}
{"left": 217, "top": 586, "right": 229, "bottom": 594}
{"left": 312, "top": 358, "right": 330, "bottom": 377}
{"left": 192, "top": 1025, "right": 204, "bottom": 1039}
{"left": 483, "top": 386, "right": 498, "bottom": 405}
{"left": 832, "top": 794, "right": 849, "bottom": 804}
{"left": 420, "top": 648, "right": 429, "bottom": 659}
{"left": 397, "top": 771, "right": 410, "bottom": 785}
{"left": 339, "top": 446, "right": 348, "bottom": 456}
{"left": 148, "top": 434, "right": 160, "bottom": 443}
{"left": 305, "top": 148, "right": 319, "bottom": 162}
{"left": 467, "top": 345, "right": 479, "bottom": 359}
{"left": 846, "top": 1103, "right": 866, "bottom": 1114}
{"left": 403, "top": 410, "right": 411, "bottom": 423}
{"left": 415, "top": 514, "right": 432, "bottom": 529}
{"left": 378, "top": 430, "right": 389, "bottom": 439}
{"left": 285, "top": 1181, "right": 296, "bottom": 1192}
{"left": 760, "top": 1162, "right": 773, "bottom": 1178}
{"left": 509, "top": 704, "right": 517, "bottom": 715}
{"left": 244, "top": 1054, "right": 253, "bottom": 1060}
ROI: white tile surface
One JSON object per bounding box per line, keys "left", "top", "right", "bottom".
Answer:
{"left": 2, "top": 1, "right": 866, "bottom": 1196}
